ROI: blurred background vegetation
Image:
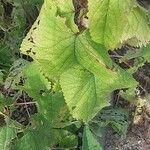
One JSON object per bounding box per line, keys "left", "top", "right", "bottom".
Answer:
{"left": 0, "top": 0, "right": 43, "bottom": 73}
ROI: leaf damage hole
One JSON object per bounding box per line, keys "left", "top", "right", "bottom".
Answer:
{"left": 72, "top": 106, "right": 76, "bottom": 110}
{"left": 32, "top": 51, "right": 36, "bottom": 55}
{"left": 37, "top": 20, "right": 40, "bottom": 25}
{"left": 28, "top": 36, "right": 35, "bottom": 44}
{"left": 33, "top": 27, "right": 37, "bottom": 30}
{"left": 26, "top": 48, "right": 32, "bottom": 54}
{"left": 39, "top": 90, "right": 46, "bottom": 96}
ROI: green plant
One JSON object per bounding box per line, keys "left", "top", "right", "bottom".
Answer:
{"left": 0, "top": 0, "right": 150, "bottom": 149}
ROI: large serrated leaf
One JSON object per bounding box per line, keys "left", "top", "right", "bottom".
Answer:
{"left": 88, "top": 0, "right": 150, "bottom": 49}
{"left": 60, "top": 65, "right": 110, "bottom": 122}
{"left": 60, "top": 64, "right": 137, "bottom": 122}
{"left": 21, "top": 0, "right": 77, "bottom": 78}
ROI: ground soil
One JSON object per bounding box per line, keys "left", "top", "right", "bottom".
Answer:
{"left": 105, "top": 119, "right": 150, "bottom": 150}
{"left": 105, "top": 47, "right": 150, "bottom": 150}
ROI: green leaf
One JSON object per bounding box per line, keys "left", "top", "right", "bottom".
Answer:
{"left": 4, "top": 59, "right": 28, "bottom": 90}
{"left": 59, "top": 130, "right": 78, "bottom": 149}
{"left": 60, "top": 65, "right": 110, "bottom": 122}
{"left": 82, "top": 125, "right": 102, "bottom": 150}
{"left": 13, "top": 116, "right": 60, "bottom": 150}
{"left": 92, "top": 107, "right": 129, "bottom": 135}
{"left": 88, "top": 0, "right": 150, "bottom": 49}
{"left": 14, "top": 132, "right": 38, "bottom": 150}
{"left": 120, "top": 44, "right": 150, "bottom": 73}
{"left": 13, "top": 115, "right": 78, "bottom": 150}
{"left": 121, "top": 44, "right": 150, "bottom": 63}
{"left": 0, "top": 44, "right": 14, "bottom": 69}
{"left": 0, "top": 125, "right": 17, "bottom": 150}
{"left": 137, "top": 44, "right": 150, "bottom": 61}
{"left": 75, "top": 32, "right": 137, "bottom": 90}
{"left": 21, "top": 0, "right": 77, "bottom": 78}
{"left": 120, "top": 88, "right": 136, "bottom": 102}
{"left": 23, "top": 62, "right": 68, "bottom": 125}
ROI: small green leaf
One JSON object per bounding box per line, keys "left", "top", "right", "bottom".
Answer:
{"left": 23, "top": 62, "right": 68, "bottom": 125}
{"left": 121, "top": 89, "right": 136, "bottom": 102}
{"left": 59, "top": 131, "right": 78, "bottom": 149}
{"left": 120, "top": 44, "right": 150, "bottom": 73}
{"left": 0, "top": 125, "right": 17, "bottom": 150}
{"left": 4, "top": 59, "right": 28, "bottom": 90}
{"left": 121, "top": 44, "right": 150, "bottom": 63}
{"left": 82, "top": 125, "right": 102, "bottom": 150}
{"left": 0, "top": 44, "right": 14, "bottom": 70}
{"left": 14, "top": 132, "right": 38, "bottom": 150}
{"left": 13, "top": 115, "right": 61, "bottom": 150}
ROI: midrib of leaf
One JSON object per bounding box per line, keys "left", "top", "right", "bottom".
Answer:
{"left": 35, "top": 35, "right": 74, "bottom": 50}
{"left": 88, "top": 0, "right": 111, "bottom": 47}
{"left": 75, "top": 36, "right": 109, "bottom": 70}
{"left": 75, "top": 33, "right": 116, "bottom": 78}
{"left": 101, "top": 0, "right": 110, "bottom": 45}
{"left": 87, "top": 76, "right": 97, "bottom": 118}
{"left": 44, "top": 47, "right": 74, "bottom": 74}
{"left": 73, "top": 74, "right": 97, "bottom": 112}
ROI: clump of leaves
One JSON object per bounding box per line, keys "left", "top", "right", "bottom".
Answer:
{"left": 0, "top": 0, "right": 150, "bottom": 149}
